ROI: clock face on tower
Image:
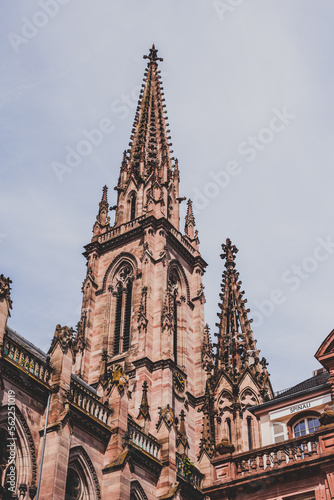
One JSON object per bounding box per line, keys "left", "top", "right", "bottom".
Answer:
{"left": 173, "top": 371, "right": 185, "bottom": 394}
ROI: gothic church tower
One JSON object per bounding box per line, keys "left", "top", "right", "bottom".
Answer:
{"left": 72, "top": 45, "right": 208, "bottom": 497}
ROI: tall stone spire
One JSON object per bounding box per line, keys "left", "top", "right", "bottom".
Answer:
{"left": 127, "top": 44, "right": 172, "bottom": 179}
{"left": 114, "top": 44, "right": 180, "bottom": 229}
{"left": 215, "top": 238, "right": 272, "bottom": 400}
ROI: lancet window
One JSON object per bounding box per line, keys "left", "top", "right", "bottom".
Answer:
{"left": 65, "top": 447, "right": 100, "bottom": 500}
{"left": 129, "top": 192, "right": 136, "bottom": 221}
{"left": 113, "top": 264, "right": 134, "bottom": 356}
{"left": 168, "top": 270, "right": 179, "bottom": 364}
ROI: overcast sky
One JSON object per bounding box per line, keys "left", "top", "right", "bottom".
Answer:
{"left": 1, "top": 1, "right": 334, "bottom": 392}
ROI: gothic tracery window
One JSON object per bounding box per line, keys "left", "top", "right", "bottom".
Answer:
{"left": 65, "top": 464, "right": 90, "bottom": 500}
{"left": 113, "top": 264, "right": 134, "bottom": 356}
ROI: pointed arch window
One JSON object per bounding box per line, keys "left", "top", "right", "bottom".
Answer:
{"left": 113, "top": 265, "right": 134, "bottom": 356}
{"left": 65, "top": 466, "right": 85, "bottom": 499}
{"left": 168, "top": 270, "right": 179, "bottom": 365}
{"left": 167, "top": 196, "right": 172, "bottom": 220}
{"left": 247, "top": 416, "right": 253, "bottom": 450}
{"left": 129, "top": 192, "right": 136, "bottom": 221}
{"left": 226, "top": 418, "right": 232, "bottom": 443}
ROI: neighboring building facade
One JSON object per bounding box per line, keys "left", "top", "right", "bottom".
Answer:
{"left": 1, "top": 45, "right": 334, "bottom": 500}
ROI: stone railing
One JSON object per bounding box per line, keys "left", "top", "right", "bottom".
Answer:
{"left": 176, "top": 452, "right": 203, "bottom": 489}
{"left": 68, "top": 376, "right": 112, "bottom": 426}
{"left": 127, "top": 418, "right": 160, "bottom": 459}
{"left": 233, "top": 433, "right": 319, "bottom": 477}
{"left": 169, "top": 227, "right": 196, "bottom": 255}
{"left": 99, "top": 215, "right": 147, "bottom": 243}
{"left": 2, "top": 336, "right": 52, "bottom": 384}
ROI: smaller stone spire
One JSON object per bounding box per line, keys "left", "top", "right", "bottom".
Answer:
{"left": 93, "top": 185, "right": 110, "bottom": 238}
{"left": 199, "top": 378, "right": 216, "bottom": 459}
{"left": 176, "top": 409, "right": 189, "bottom": 454}
{"left": 137, "top": 380, "right": 151, "bottom": 421}
{"left": 184, "top": 199, "right": 195, "bottom": 239}
{"left": 215, "top": 238, "right": 273, "bottom": 400}
{"left": 202, "top": 324, "right": 214, "bottom": 372}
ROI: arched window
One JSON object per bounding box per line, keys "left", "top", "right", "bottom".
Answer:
{"left": 0, "top": 407, "right": 37, "bottom": 499}
{"left": 65, "top": 466, "right": 84, "bottom": 499}
{"left": 168, "top": 271, "right": 178, "bottom": 364}
{"left": 113, "top": 265, "right": 133, "bottom": 356}
{"left": 226, "top": 418, "right": 232, "bottom": 443}
{"left": 129, "top": 193, "right": 136, "bottom": 221}
{"left": 130, "top": 480, "right": 149, "bottom": 500}
{"left": 247, "top": 416, "right": 253, "bottom": 450}
{"left": 293, "top": 416, "right": 320, "bottom": 437}
{"left": 65, "top": 447, "right": 100, "bottom": 500}
{"left": 167, "top": 196, "right": 172, "bottom": 220}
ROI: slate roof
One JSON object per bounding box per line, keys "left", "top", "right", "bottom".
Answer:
{"left": 6, "top": 325, "right": 48, "bottom": 362}
{"left": 274, "top": 371, "right": 330, "bottom": 398}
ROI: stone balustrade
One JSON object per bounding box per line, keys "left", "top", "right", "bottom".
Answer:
{"left": 98, "top": 215, "right": 147, "bottom": 243}
{"left": 213, "top": 433, "right": 320, "bottom": 484}
{"left": 169, "top": 226, "right": 196, "bottom": 255}
{"left": 176, "top": 452, "right": 203, "bottom": 489}
{"left": 127, "top": 419, "right": 160, "bottom": 459}
{"left": 69, "top": 376, "right": 112, "bottom": 426}
{"left": 3, "top": 335, "right": 52, "bottom": 384}
{"left": 234, "top": 434, "right": 319, "bottom": 476}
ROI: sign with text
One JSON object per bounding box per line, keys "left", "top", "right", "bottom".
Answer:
{"left": 269, "top": 394, "right": 331, "bottom": 421}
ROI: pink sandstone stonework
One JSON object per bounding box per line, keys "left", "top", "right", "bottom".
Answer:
{"left": 1, "top": 45, "right": 334, "bottom": 500}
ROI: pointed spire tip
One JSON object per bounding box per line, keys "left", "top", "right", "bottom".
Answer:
{"left": 143, "top": 44, "right": 163, "bottom": 64}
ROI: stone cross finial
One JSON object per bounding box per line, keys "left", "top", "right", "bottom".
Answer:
{"left": 143, "top": 44, "right": 163, "bottom": 64}
{"left": 221, "top": 238, "right": 238, "bottom": 267}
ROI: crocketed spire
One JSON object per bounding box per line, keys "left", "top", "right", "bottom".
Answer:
{"left": 112, "top": 45, "right": 181, "bottom": 229}
{"left": 124, "top": 44, "right": 174, "bottom": 185}
{"left": 215, "top": 238, "right": 272, "bottom": 398}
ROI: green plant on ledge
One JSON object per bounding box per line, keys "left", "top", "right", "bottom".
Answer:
{"left": 181, "top": 456, "right": 195, "bottom": 480}
{"left": 19, "top": 359, "right": 34, "bottom": 371}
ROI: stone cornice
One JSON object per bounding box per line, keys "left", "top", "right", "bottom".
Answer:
{"left": 83, "top": 215, "right": 207, "bottom": 271}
